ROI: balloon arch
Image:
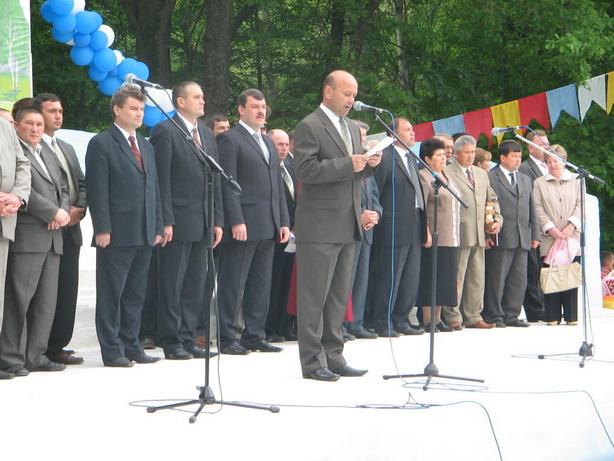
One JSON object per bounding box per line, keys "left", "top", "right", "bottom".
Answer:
{"left": 40, "top": 0, "right": 174, "bottom": 127}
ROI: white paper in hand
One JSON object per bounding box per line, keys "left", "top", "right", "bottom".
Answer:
{"left": 365, "top": 137, "right": 394, "bottom": 156}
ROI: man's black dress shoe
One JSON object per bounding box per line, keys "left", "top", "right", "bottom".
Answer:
{"left": 220, "top": 342, "right": 251, "bottom": 355}
{"left": 128, "top": 354, "right": 161, "bottom": 364}
{"left": 494, "top": 321, "right": 506, "bottom": 328}
{"left": 304, "top": 367, "right": 340, "bottom": 381}
{"left": 435, "top": 322, "right": 454, "bottom": 332}
{"left": 164, "top": 347, "right": 193, "bottom": 360}
{"left": 184, "top": 346, "right": 218, "bottom": 358}
{"left": 267, "top": 334, "right": 286, "bottom": 343}
{"left": 27, "top": 361, "right": 66, "bottom": 372}
{"left": 331, "top": 365, "right": 368, "bottom": 377}
{"left": 506, "top": 319, "right": 530, "bottom": 328}
{"left": 140, "top": 337, "right": 156, "bottom": 350}
{"left": 377, "top": 329, "right": 400, "bottom": 338}
{"left": 103, "top": 357, "right": 134, "bottom": 368}
{"left": 5, "top": 364, "right": 29, "bottom": 377}
{"left": 244, "top": 340, "right": 283, "bottom": 353}
{"left": 0, "top": 369, "right": 15, "bottom": 379}
{"left": 396, "top": 325, "right": 425, "bottom": 336}
{"left": 47, "top": 351, "right": 84, "bottom": 365}
{"left": 280, "top": 329, "right": 298, "bottom": 341}
{"left": 349, "top": 329, "right": 378, "bottom": 339}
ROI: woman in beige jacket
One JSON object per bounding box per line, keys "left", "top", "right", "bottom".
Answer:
{"left": 532, "top": 144, "right": 581, "bottom": 325}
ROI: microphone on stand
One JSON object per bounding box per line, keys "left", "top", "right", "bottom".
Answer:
{"left": 352, "top": 101, "right": 388, "bottom": 114}
{"left": 124, "top": 73, "right": 165, "bottom": 89}
{"left": 491, "top": 126, "right": 527, "bottom": 136}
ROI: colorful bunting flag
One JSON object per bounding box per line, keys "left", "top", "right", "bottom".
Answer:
{"left": 546, "top": 84, "right": 580, "bottom": 128}
{"left": 432, "top": 114, "right": 465, "bottom": 137}
{"left": 607, "top": 72, "right": 614, "bottom": 114}
{"left": 518, "top": 93, "right": 550, "bottom": 131}
{"left": 491, "top": 100, "right": 521, "bottom": 143}
{"left": 413, "top": 121, "right": 434, "bottom": 141}
{"left": 463, "top": 108, "right": 494, "bottom": 146}
{"left": 578, "top": 74, "right": 607, "bottom": 121}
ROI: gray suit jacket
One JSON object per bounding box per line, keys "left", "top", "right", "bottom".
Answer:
{"left": 11, "top": 142, "right": 69, "bottom": 254}
{"left": 444, "top": 160, "right": 501, "bottom": 248}
{"left": 0, "top": 118, "right": 30, "bottom": 242}
{"left": 488, "top": 167, "right": 539, "bottom": 250}
{"left": 294, "top": 107, "right": 375, "bottom": 244}
{"left": 518, "top": 157, "right": 543, "bottom": 184}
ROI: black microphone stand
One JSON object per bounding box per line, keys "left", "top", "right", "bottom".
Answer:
{"left": 367, "top": 113, "right": 481, "bottom": 390}
{"left": 516, "top": 131, "right": 605, "bottom": 368}
{"left": 137, "top": 85, "right": 279, "bottom": 421}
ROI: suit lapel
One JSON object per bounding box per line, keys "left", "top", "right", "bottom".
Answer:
{"left": 237, "top": 124, "right": 269, "bottom": 165}
{"left": 393, "top": 149, "right": 411, "bottom": 182}
{"left": 175, "top": 115, "right": 208, "bottom": 165}
{"left": 316, "top": 108, "right": 349, "bottom": 157}
{"left": 24, "top": 145, "right": 54, "bottom": 185}
{"left": 111, "top": 125, "right": 143, "bottom": 173}
{"left": 451, "top": 161, "right": 474, "bottom": 190}
{"left": 495, "top": 168, "right": 517, "bottom": 197}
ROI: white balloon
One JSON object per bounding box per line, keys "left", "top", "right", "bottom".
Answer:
{"left": 144, "top": 88, "right": 175, "bottom": 113}
{"left": 71, "top": 0, "right": 86, "bottom": 14}
{"left": 66, "top": 39, "right": 75, "bottom": 46}
{"left": 99, "top": 24, "right": 115, "bottom": 48}
{"left": 113, "top": 49, "right": 124, "bottom": 66}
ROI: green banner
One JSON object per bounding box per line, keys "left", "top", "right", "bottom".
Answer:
{"left": 0, "top": 0, "right": 32, "bottom": 111}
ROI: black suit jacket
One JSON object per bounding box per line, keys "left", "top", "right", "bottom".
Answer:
{"left": 85, "top": 124, "right": 163, "bottom": 247}
{"left": 11, "top": 143, "right": 69, "bottom": 254}
{"left": 518, "top": 158, "right": 543, "bottom": 184}
{"left": 374, "top": 144, "right": 426, "bottom": 247}
{"left": 150, "top": 114, "right": 223, "bottom": 243}
{"left": 41, "top": 137, "right": 87, "bottom": 246}
{"left": 217, "top": 123, "right": 289, "bottom": 242}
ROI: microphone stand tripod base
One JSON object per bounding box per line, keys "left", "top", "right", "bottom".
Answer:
{"left": 578, "top": 342, "right": 593, "bottom": 368}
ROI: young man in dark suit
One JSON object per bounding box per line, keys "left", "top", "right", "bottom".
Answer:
{"left": 484, "top": 140, "right": 540, "bottom": 327}
{"left": 149, "top": 81, "right": 223, "bottom": 360}
{"left": 216, "top": 89, "right": 290, "bottom": 355}
{"left": 86, "top": 85, "right": 163, "bottom": 367}
{"left": 33, "top": 93, "right": 87, "bottom": 366}
{"left": 0, "top": 107, "right": 70, "bottom": 376}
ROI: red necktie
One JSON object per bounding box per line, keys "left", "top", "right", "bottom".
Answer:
{"left": 128, "top": 135, "right": 144, "bottom": 169}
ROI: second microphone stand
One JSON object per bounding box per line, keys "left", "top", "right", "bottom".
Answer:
{"left": 369, "top": 114, "right": 482, "bottom": 390}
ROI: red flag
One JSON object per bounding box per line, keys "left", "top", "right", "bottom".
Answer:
{"left": 519, "top": 93, "right": 550, "bottom": 131}
{"left": 463, "top": 108, "right": 494, "bottom": 146}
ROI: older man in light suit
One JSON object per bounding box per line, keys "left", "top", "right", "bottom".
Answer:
{"left": 294, "top": 70, "right": 381, "bottom": 381}
{"left": 443, "top": 135, "right": 501, "bottom": 329}
{"left": 484, "top": 140, "right": 540, "bottom": 328}
{"left": 0, "top": 117, "right": 30, "bottom": 380}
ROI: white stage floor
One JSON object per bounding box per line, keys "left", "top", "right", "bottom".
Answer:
{"left": 1, "top": 221, "right": 613, "bottom": 461}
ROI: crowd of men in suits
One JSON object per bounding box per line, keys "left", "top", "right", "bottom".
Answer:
{"left": 0, "top": 70, "right": 556, "bottom": 381}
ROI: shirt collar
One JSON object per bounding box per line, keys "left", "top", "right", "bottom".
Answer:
{"left": 19, "top": 138, "right": 42, "bottom": 156}
{"left": 114, "top": 123, "right": 136, "bottom": 141}
{"left": 319, "top": 103, "right": 342, "bottom": 126}
{"left": 545, "top": 169, "right": 574, "bottom": 181}
{"left": 239, "top": 119, "right": 260, "bottom": 137}
{"left": 177, "top": 112, "right": 197, "bottom": 134}
{"left": 42, "top": 132, "right": 55, "bottom": 146}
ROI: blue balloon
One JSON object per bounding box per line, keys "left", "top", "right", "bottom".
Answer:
{"left": 51, "top": 26, "right": 74, "bottom": 43}
{"left": 53, "top": 13, "right": 76, "bottom": 34}
{"left": 70, "top": 45, "right": 94, "bottom": 66}
{"left": 88, "top": 65, "right": 108, "bottom": 82}
{"left": 143, "top": 105, "right": 162, "bottom": 127}
{"left": 108, "top": 66, "right": 119, "bottom": 77}
{"left": 135, "top": 61, "right": 150, "bottom": 80}
{"left": 49, "top": 0, "right": 74, "bottom": 15}
{"left": 75, "top": 11, "right": 102, "bottom": 35}
{"left": 73, "top": 32, "right": 90, "bottom": 47}
{"left": 117, "top": 58, "right": 139, "bottom": 79}
{"left": 98, "top": 76, "right": 123, "bottom": 96}
{"left": 93, "top": 48, "right": 116, "bottom": 72}
{"left": 89, "top": 30, "right": 108, "bottom": 51}
{"left": 41, "top": 1, "right": 57, "bottom": 23}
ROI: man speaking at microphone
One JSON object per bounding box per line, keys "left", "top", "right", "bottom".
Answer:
{"left": 293, "top": 70, "right": 382, "bottom": 381}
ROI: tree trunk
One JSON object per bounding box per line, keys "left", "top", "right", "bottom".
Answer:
{"left": 122, "top": 0, "right": 177, "bottom": 87}
{"left": 394, "top": 0, "right": 410, "bottom": 92}
{"left": 202, "top": 0, "right": 234, "bottom": 116}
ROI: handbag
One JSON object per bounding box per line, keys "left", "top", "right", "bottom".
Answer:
{"left": 540, "top": 262, "right": 582, "bottom": 294}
